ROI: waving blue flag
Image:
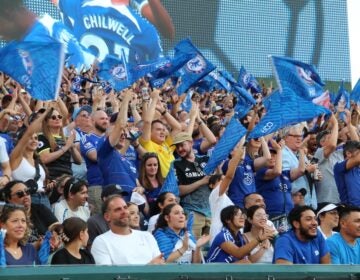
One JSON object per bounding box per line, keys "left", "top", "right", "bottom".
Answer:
{"left": 38, "top": 230, "right": 52, "bottom": 265}
{"left": 181, "top": 90, "right": 193, "bottom": 113}
{"left": 98, "top": 55, "right": 131, "bottom": 91}
{"left": 219, "top": 70, "right": 237, "bottom": 85}
{"left": 204, "top": 117, "right": 247, "bottom": 175}
{"left": 0, "top": 230, "right": 6, "bottom": 267}
{"left": 248, "top": 87, "right": 330, "bottom": 139}
{"left": 271, "top": 56, "right": 324, "bottom": 100}
{"left": 71, "top": 75, "right": 84, "bottom": 94}
{"left": 334, "top": 80, "right": 350, "bottom": 121}
{"left": 0, "top": 41, "right": 64, "bottom": 100}
{"left": 209, "top": 71, "right": 232, "bottom": 91}
{"left": 238, "top": 65, "right": 262, "bottom": 94}
{"left": 159, "top": 162, "right": 179, "bottom": 196}
{"left": 130, "top": 56, "right": 170, "bottom": 82}
{"left": 174, "top": 38, "right": 216, "bottom": 95}
{"left": 233, "top": 85, "right": 256, "bottom": 119}
{"left": 351, "top": 79, "right": 360, "bottom": 104}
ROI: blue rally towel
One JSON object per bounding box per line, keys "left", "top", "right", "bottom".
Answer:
{"left": 271, "top": 55, "right": 324, "bottom": 100}
{"left": 248, "top": 87, "right": 330, "bottom": 139}
{"left": 98, "top": 55, "right": 131, "bottom": 91}
{"left": 159, "top": 162, "right": 179, "bottom": 196}
{"left": 0, "top": 41, "right": 64, "bottom": 100}
{"left": 204, "top": 117, "right": 247, "bottom": 175}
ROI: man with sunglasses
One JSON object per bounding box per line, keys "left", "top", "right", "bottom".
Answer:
{"left": 2, "top": 180, "right": 59, "bottom": 246}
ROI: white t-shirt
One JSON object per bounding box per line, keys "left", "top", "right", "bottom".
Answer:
{"left": 147, "top": 213, "right": 160, "bottom": 233}
{"left": 91, "top": 229, "right": 161, "bottom": 265}
{"left": 52, "top": 199, "right": 90, "bottom": 223}
{"left": 209, "top": 184, "right": 234, "bottom": 244}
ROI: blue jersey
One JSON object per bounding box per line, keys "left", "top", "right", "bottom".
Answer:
{"left": 222, "top": 154, "right": 256, "bottom": 208}
{"left": 80, "top": 133, "right": 106, "bottom": 186}
{"left": 23, "top": 14, "right": 95, "bottom": 70}
{"left": 58, "top": 0, "right": 163, "bottom": 64}
{"left": 206, "top": 227, "right": 246, "bottom": 263}
{"left": 273, "top": 230, "right": 329, "bottom": 264}
{"left": 327, "top": 233, "right": 360, "bottom": 264}
{"left": 97, "top": 137, "right": 137, "bottom": 199}
{"left": 255, "top": 168, "right": 293, "bottom": 216}
{"left": 334, "top": 160, "right": 360, "bottom": 206}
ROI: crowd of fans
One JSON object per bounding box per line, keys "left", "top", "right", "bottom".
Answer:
{"left": 0, "top": 63, "right": 360, "bottom": 267}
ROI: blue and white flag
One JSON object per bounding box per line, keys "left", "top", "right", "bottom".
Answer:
{"left": 219, "top": 70, "right": 237, "bottom": 85}
{"left": 238, "top": 65, "right": 262, "bottom": 93}
{"left": 248, "top": 87, "right": 330, "bottom": 139}
{"left": 38, "top": 230, "right": 52, "bottom": 265}
{"left": 350, "top": 78, "right": 360, "bottom": 104}
{"left": 181, "top": 90, "right": 193, "bottom": 113}
{"left": 271, "top": 56, "right": 324, "bottom": 100}
{"left": 204, "top": 117, "right": 247, "bottom": 175}
{"left": 130, "top": 56, "right": 170, "bottom": 83}
{"left": 0, "top": 41, "right": 64, "bottom": 100}
{"left": 98, "top": 55, "right": 131, "bottom": 91}
{"left": 159, "top": 162, "right": 179, "bottom": 196}
{"left": 208, "top": 71, "right": 232, "bottom": 91}
{"left": 71, "top": 75, "right": 83, "bottom": 94}
{"left": 233, "top": 84, "right": 256, "bottom": 119}
{"left": 174, "top": 38, "right": 216, "bottom": 95}
{"left": 149, "top": 53, "right": 195, "bottom": 88}
{"left": 334, "top": 80, "right": 350, "bottom": 121}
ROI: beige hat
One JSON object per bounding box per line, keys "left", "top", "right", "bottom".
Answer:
{"left": 171, "top": 132, "right": 193, "bottom": 146}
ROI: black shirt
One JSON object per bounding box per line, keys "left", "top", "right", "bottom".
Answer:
{"left": 51, "top": 248, "right": 95, "bottom": 265}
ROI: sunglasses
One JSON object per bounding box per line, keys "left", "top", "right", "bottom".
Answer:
{"left": 50, "top": 115, "right": 63, "bottom": 120}
{"left": 11, "top": 189, "right": 31, "bottom": 198}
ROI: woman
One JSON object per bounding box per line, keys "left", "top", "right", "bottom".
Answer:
{"left": 243, "top": 205, "right": 276, "bottom": 263}
{"left": 0, "top": 204, "right": 39, "bottom": 265}
{"left": 37, "top": 108, "right": 82, "bottom": 180}
{"left": 51, "top": 217, "right": 95, "bottom": 265}
{"left": 147, "top": 192, "right": 177, "bottom": 233}
{"left": 11, "top": 108, "right": 50, "bottom": 209}
{"left": 138, "top": 152, "right": 164, "bottom": 215}
{"left": 2, "top": 180, "right": 59, "bottom": 246}
{"left": 206, "top": 205, "right": 274, "bottom": 263}
{"left": 153, "top": 203, "right": 209, "bottom": 264}
{"left": 52, "top": 177, "right": 90, "bottom": 223}
{"left": 128, "top": 202, "right": 141, "bottom": 230}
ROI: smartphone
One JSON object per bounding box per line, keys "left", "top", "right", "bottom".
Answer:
{"left": 141, "top": 87, "right": 150, "bottom": 101}
{"left": 129, "top": 130, "right": 142, "bottom": 141}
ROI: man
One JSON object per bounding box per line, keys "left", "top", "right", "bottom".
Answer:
{"left": 327, "top": 206, "right": 360, "bottom": 264}
{"left": 91, "top": 195, "right": 164, "bottom": 265}
{"left": 314, "top": 114, "right": 342, "bottom": 204}
{"left": 273, "top": 205, "right": 330, "bottom": 264}
{"left": 282, "top": 124, "right": 318, "bottom": 209}
{"left": 334, "top": 140, "right": 360, "bottom": 206}
{"left": 140, "top": 88, "right": 181, "bottom": 177}
{"left": 51, "top": 0, "right": 174, "bottom": 63}
{"left": 80, "top": 109, "right": 109, "bottom": 214}
{"left": 291, "top": 188, "right": 307, "bottom": 207}
{"left": 87, "top": 184, "right": 128, "bottom": 248}
{"left": 173, "top": 132, "right": 210, "bottom": 239}
{"left": 97, "top": 91, "right": 138, "bottom": 199}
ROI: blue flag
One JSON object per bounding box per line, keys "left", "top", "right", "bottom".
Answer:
{"left": 204, "top": 117, "right": 247, "bottom": 175}
{"left": 334, "top": 80, "right": 350, "bottom": 121}
{"left": 38, "top": 230, "right": 52, "bottom": 265}
{"left": 271, "top": 56, "right": 324, "bottom": 100}
{"left": 351, "top": 78, "right": 360, "bottom": 104}
{"left": 248, "top": 87, "right": 330, "bottom": 139}
{"left": 209, "top": 71, "right": 232, "bottom": 91}
{"left": 219, "top": 70, "right": 237, "bottom": 85}
{"left": 98, "top": 55, "right": 131, "bottom": 91}
{"left": 149, "top": 53, "right": 195, "bottom": 88}
{"left": 129, "top": 56, "right": 170, "bottom": 82}
{"left": 0, "top": 41, "right": 64, "bottom": 100}
{"left": 159, "top": 162, "right": 179, "bottom": 196}
{"left": 181, "top": 90, "right": 193, "bottom": 113}
{"left": 0, "top": 230, "right": 6, "bottom": 267}
{"left": 186, "top": 212, "right": 194, "bottom": 232}
{"left": 238, "top": 65, "right": 262, "bottom": 93}
{"left": 233, "top": 84, "right": 256, "bottom": 119}
{"left": 174, "top": 38, "right": 216, "bottom": 94}
{"left": 71, "top": 75, "right": 83, "bottom": 94}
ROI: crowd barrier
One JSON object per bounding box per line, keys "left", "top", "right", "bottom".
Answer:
{"left": 1, "top": 264, "right": 360, "bottom": 280}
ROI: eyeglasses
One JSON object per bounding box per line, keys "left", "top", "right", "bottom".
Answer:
{"left": 287, "top": 134, "right": 303, "bottom": 139}
{"left": 50, "top": 115, "right": 63, "bottom": 120}
{"left": 11, "top": 189, "right": 31, "bottom": 198}
{"left": 326, "top": 210, "right": 339, "bottom": 216}
{"left": 235, "top": 212, "right": 247, "bottom": 219}
{"left": 254, "top": 214, "right": 269, "bottom": 219}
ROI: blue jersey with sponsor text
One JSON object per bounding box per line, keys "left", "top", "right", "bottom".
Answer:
{"left": 58, "top": 0, "right": 162, "bottom": 64}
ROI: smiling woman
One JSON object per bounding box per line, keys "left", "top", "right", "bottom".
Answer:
{"left": 0, "top": 204, "right": 39, "bottom": 265}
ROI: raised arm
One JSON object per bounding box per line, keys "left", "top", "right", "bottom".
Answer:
{"left": 290, "top": 148, "right": 306, "bottom": 181}
{"left": 262, "top": 139, "right": 283, "bottom": 180}
{"left": 323, "top": 114, "right": 338, "bottom": 158}
{"left": 141, "top": 89, "right": 160, "bottom": 142}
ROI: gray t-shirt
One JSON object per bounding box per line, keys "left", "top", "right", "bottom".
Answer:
{"left": 314, "top": 147, "right": 343, "bottom": 204}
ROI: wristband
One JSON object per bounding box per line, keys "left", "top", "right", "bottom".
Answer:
{"left": 71, "top": 102, "right": 79, "bottom": 105}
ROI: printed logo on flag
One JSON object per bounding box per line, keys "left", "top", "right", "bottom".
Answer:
{"left": 19, "top": 49, "right": 33, "bottom": 75}
{"left": 186, "top": 55, "right": 206, "bottom": 73}
{"left": 110, "top": 64, "right": 127, "bottom": 81}
{"left": 296, "top": 66, "right": 314, "bottom": 86}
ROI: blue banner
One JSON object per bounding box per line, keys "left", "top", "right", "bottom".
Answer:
{"left": 271, "top": 56, "right": 324, "bottom": 100}
{"left": 174, "top": 38, "right": 216, "bottom": 94}
{"left": 204, "top": 117, "right": 247, "bottom": 175}
{"left": 98, "top": 55, "right": 131, "bottom": 91}
{"left": 238, "top": 65, "right": 262, "bottom": 93}
{"left": 0, "top": 41, "right": 64, "bottom": 100}
{"left": 351, "top": 78, "right": 360, "bottom": 104}
{"left": 233, "top": 84, "right": 256, "bottom": 119}
{"left": 159, "top": 162, "right": 179, "bottom": 196}
{"left": 248, "top": 87, "right": 330, "bottom": 139}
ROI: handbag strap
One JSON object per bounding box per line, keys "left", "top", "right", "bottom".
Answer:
{"left": 33, "top": 158, "right": 41, "bottom": 182}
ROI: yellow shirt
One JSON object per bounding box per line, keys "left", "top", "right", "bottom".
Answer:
{"left": 139, "top": 136, "right": 175, "bottom": 177}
